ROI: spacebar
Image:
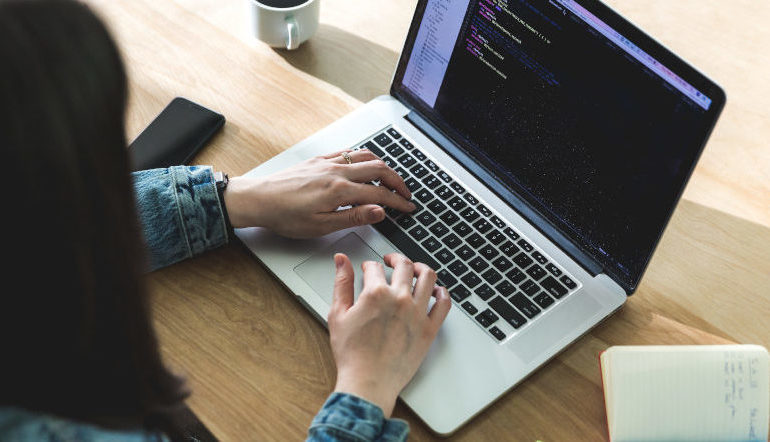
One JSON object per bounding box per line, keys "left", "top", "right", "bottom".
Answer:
{"left": 373, "top": 219, "right": 441, "bottom": 270}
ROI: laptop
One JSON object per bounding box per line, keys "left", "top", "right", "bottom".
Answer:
{"left": 235, "top": 0, "right": 725, "bottom": 434}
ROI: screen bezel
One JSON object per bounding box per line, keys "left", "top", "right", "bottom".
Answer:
{"left": 390, "top": 0, "right": 726, "bottom": 293}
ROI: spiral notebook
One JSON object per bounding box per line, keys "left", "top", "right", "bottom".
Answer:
{"left": 600, "top": 345, "right": 770, "bottom": 442}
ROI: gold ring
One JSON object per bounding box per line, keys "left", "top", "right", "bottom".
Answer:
{"left": 341, "top": 151, "right": 353, "bottom": 164}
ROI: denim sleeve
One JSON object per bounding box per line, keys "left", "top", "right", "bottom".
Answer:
{"left": 307, "top": 393, "right": 409, "bottom": 442}
{"left": 132, "top": 166, "right": 229, "bottom": 271}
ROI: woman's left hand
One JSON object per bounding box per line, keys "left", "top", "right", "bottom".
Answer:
{"left": 222, "top": 149, "right": 415, "bottom": 238}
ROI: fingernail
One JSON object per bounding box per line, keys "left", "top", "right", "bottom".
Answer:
{"left": 409, "top": 202, "right": 416, "bottom": 211}
{"left": 334, "top": 254, "right": 343, "bottom": 270}
{"left": 369, "top": 207, "right": 384, "bottom": 221}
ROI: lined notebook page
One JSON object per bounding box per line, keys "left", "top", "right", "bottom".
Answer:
{"left": 601, "top": 345, "right": 769, "bottom": 442}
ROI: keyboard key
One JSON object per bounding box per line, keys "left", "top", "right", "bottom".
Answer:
{"left": 489, "top": 326, "right": 506, "bottom": 341}
{"left": 386, "top": 128, "right": 402, "bottom": 139}
{"left": 477, "top": 205, "right": 492, "bottom": 217}
{"left": 490, "top": 215, "right": 506, "bottom": 229}
{"left": 410, "top": 164, "right": 428, "bottom": 178}
{"left": 466, "top": 233, "right": 486, "bottom": 249}
{"left": 520, "top": 279, "right": 540, "bottom": 297}
{"left": 414, "top": 188, "right": 433, "bottom": 203}
{"left": 526, "top": 264, "right": 547, "bottom": 281}
{"left": 404, "top": 177, "right": 421, "bottom": 192}
{"left": 469, "top": 256, "right": 489, "bottom": 272}
{"left": 560, "top": 275, "right": 577, "bottom": 289}
{"left": 486, "top": 229, "right": 505, "bottom": 245}
{"left": 372, "top": 218, "right": 440, "bottom": 270}
{"left": 422, "top": 174, "right": 441, "bottom": 189}
{"left": 438, "top": 170, "right": 452, "bottom": 182}
{"left": 398, "top": 153, "right": 417, "bottom": 168}
{"left": 489, "top": 296, "right": 527, "bottom": 329}
{"left": 533, "top": 292, "right": 555, "bottom": 309}
{"left": 422, "top": 236, "right": 441, "bottom": 253}
{"left": 545, "top": 263, "right": 562, "bottom": 277}
{"left": 424, "top": 159, "right": 439, "bottom": 172}
{"left": 461, "top": 273, "right": 482, "bottom": 288}
{"left": 481, "top": 268, "right": 503, "bottom": 285}
{"left": 412, "top": 149, "right": 427, "bottom": 161}
{"left": 411, "top": 200, "right": 423, "bottom": 214}
{"left": 450, "top": 182, "right": 465, "bottom": 194}
{"left": 385, "top": 143, "right": 405, "bottom": 157}
{"left": 503, "top": 227, "right": 520, "bottom": 240}
{"left": 541, "top": 276, "right": 568, "bottom": 299}
{"left": 496, "top": 280, "right": 516, "bottom": 297}
{"left": 460, "top": 207, "right": 480, "bottom": 222}
{"left": 492, "top": 256, "right": 513, "bottom": 272}
{"left": 415, "top": 211, "right": 436, "bottom": 226}
{"left": 531, "top": 251, "right": 548, "bottom": 265}
{"left": 363, "top": 141, "right": 385, "bottom": 157}
{"left": 399, "top": 138, "right": 414, "bottom": 149}
{"left": 447, "top": 196, "right": 467, "bottom": 211}
{"left": 427, "top": 199, "right": 447, "bottom": 215}
{"left": 473, "top": 219, "right": 492, "bottom": 234}
{"left": 429, "top": 222, "right": 449, "bottom": 238}
{"left": 435, "top": 248, "right": 455, "bottom": 264}
{"left": 475, "top": 309, "right": 499, "bottom": 327}
{"left": 474, "top": 284, "right": 495, "bottom": 300}
{"left": 456, "top": 245, "right": 475, "bottom": 261}
{"left": 452, "top": 222, "right": 472, "bottom": 237}
{"left": 408, "top": 225, "right": 429, "bottom": 241}
{"left": 479, "top": 244, "right": 499, "bottom": 260}
{"left": 462, "top": 301, "right": 478, "bottom": 315}
{"left": 450, "top": 285, "right": 471, "bottom": 302}
{"left": 448, "top": 259, "right": 469, "bottom": 277}
{"left": 513, "top": 253, "right": 534, "bottom": 268}
{"left": 396, "top": 215, "right": 416, "bottom": 230}
{"left": 506, "top": 268, "right": 526, "bottom": 284}
{"left": 439, "top": 211, "right": 459, "bottom": 226}
{"left": 374, "top": 133, "right": 391, "bottom": 146}
{"left": 383, "top": 157, "right": 397, "bottom": 168}
{"left": 517, "top": 239, "right": 533, "bottom": 252}
{"left": 442, "top": 233, "right": 462, "bottom": 249}
{"left": 385, "top": 207, "right": 402, "bottom": 219}
{"left": 463, "top": 193, "right": 478, "bottom": 205}
{"left": 437, "top": 269, "right": 457, "bottom": 289}
{"left": 500, "top": 240, "right": 520, "bottom": 257}
{"left": 436, "top": 185, "right": 454, "bottom": 200}
{"left": 510, "top": 293, "right": 541, "bottom": 319}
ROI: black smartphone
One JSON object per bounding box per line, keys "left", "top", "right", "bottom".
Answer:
{"left": 129, "top": 97, "right": 225, "bottom": 171}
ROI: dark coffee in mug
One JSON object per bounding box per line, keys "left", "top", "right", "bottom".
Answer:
{"left": 257, "top": 0, "right": 307, "bottom": 8}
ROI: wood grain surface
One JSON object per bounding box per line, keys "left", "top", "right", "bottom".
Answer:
{"left": 84, "top": 0, "right": 770, "bottom": 440}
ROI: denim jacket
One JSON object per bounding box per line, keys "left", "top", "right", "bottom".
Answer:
{"left": 0, "top": 166, "right": 408, "bottom": 442}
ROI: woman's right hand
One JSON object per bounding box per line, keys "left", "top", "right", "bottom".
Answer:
{"left": 327, "top": 253, "right": 452, "bottom": 418}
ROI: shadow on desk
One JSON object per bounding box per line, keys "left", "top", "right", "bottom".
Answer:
{"left": 273, "top": 24, "right": 399, "bottom": 103}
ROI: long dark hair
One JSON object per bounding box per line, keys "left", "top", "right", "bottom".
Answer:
{"left": 0, "top": 0, "right": 188, "bottom": 435}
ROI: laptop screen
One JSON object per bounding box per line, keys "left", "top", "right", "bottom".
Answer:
{"left": 391, "top": 0, "right": 725, "bottom": 291}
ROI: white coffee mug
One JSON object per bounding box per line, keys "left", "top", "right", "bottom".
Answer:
{"left": 247, "top": 0, "right": 320, "bottom": 50}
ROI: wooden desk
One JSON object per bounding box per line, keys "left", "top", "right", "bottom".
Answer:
{"left": 87, "top": 0, "right": 770, "bottom": 439}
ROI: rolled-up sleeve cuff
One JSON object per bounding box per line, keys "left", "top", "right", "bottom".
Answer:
{"left": 307, "top": 393, "right": 409, "bottom": 442}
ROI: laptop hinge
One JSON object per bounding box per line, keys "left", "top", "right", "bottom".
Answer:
{"left": 405, "top": 110, "right": 606, "bottom": 280}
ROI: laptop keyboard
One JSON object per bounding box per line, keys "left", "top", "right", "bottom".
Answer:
{"left": 352, "top": 127, "right": 581, "bottom": 343}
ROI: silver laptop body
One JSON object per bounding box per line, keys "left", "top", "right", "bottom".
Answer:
{"left": 236, "top": 0, "right": 724, "bottom": 435}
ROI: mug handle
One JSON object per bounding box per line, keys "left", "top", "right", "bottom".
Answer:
{"left": 285, "top": 16, "right": 299, "bottom": 50}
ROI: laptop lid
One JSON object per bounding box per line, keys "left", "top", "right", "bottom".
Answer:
{"left": 389, "top": 0, "right": 725, "bottom": 293}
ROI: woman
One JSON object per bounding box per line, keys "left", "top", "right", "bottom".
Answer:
{"left": 0, "top": 0, "right": 451, "bottom": 440}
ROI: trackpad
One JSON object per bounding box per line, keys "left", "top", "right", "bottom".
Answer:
{"left": 293, "top": 232, "right": 391, "bottom": 305}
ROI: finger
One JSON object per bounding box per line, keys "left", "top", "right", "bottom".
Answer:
{"left": 320, "top": 149, "right": 350, "bottom": 160}
{"left": 343, "top": 182, "right": 415, "bottom": 213}
{"left": 412, "top": 262, "right": 438, "bottom": 311}
{"left": 361, "top": 260, "right": 387, "bottom": 293}
{"left": 427, "top": 286, "right": 451, "bottom": 333}
{"left": 383, "top": 253, "right": 415, "bottom": 293}
{"left": 317, "top": 204, "right": 385, "bottom": 234}
{"left": 330, "top": 254, "right": 355, "bottom": 317}
{"left": 340, "top": 159, "right": 411, "bottom": 200}
{"left": 328, "top": 149, "right": 379, "bottom": 165}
